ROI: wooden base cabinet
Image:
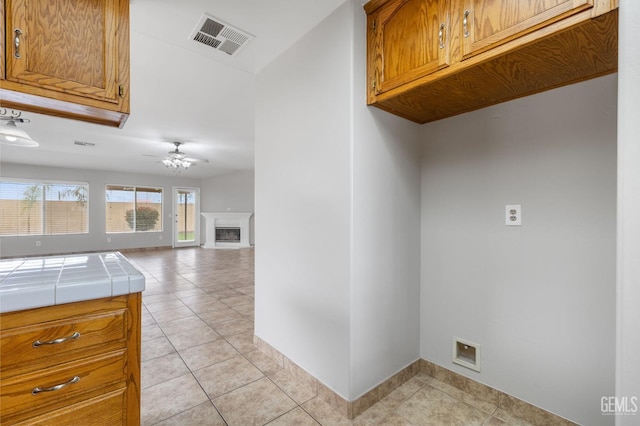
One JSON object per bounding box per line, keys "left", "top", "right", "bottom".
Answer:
{"left": 365, "top": 0, "right": 618, "bottom": 123}
{"left": 0, "top": 294, "right": 141, "bottom": 425}
{"left": 0, "top": 0, "right": 130, "bottom": 127}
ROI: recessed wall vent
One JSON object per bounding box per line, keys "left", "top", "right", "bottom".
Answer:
{"left": 189, "top": 13, "right": 254, "bottom": 56}
{"left": 453, "top": 337, "right": 480, "bottom": 372}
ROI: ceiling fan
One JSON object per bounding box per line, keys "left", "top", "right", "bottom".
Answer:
{"left": 144, "top": 142, "right": 209, "bottom": 172}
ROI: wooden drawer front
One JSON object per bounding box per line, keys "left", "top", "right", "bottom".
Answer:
{"left": 0, "top": 350, "right": 127, "bottom": 420}
{"left": 0, "top": 309, "right": 127, "bottom": 372}
{"left": 9, "top": 388, "right": 126, "bottom": 426}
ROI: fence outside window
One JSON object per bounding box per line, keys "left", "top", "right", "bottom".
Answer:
{"left": 0, "top": 179, "right": 89, "bottom": 236}
{"left": 106, "top": 185, "right": 163, "bottom": 233}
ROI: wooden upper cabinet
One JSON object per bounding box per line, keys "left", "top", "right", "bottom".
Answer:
{"left": 461, "top": 0, "right": 594, "bottom": 59}
{"left": 1, "top": 0, "right": 130, "bottom": 127}
{"left": 0, "top": 1, "right": 5, "bottom": 81}
{"left": 364, "top": 0, "right": 617, "bottom": 124}
{"left": 368, "top": 0, "right": 450, "bottom": 98}
{"left": 7, "top": 0, "right": 118, "bottom": 103}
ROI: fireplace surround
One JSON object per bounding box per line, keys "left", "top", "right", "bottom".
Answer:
{"left": 201, "top": 212, "right": 252, "bottom": 248}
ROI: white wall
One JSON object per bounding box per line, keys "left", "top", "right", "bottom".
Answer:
{"left": 200, "top": 170, "right": 255, "bottom": 245}
{"left": 616, "top": 1, "right": 640, "bottom": 424}
{"left": 420, "top": 75, "right": 617, "bottom": 424}
{"left": 350, "top": 1, "right": 422, "bottom": 399}
{"left": 200, "top": 170, "right": 254, "bottom": 213}
{"left": 0, "top": 163, "right": 200, "bottom": 257}
{"left": 255, "top": 0, "right": 421, "bottom": 400}
{"left": 255, "top": 1, "right": 354, "bottom": 397}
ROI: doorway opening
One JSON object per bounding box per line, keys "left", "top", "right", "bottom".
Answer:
{"left": 173, "top": 187, "right": 200, "bottom": 248}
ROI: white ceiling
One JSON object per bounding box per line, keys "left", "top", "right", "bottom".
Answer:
{"left": 0, "top": 0, "right": 350, "bottom": 179}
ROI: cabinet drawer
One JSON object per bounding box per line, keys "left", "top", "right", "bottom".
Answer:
{"left": 10, "top": 388, "right": 126, "bottom": 426}
{"left": 0, "top": 350, "right": 127, "bottom": 421}
{"left": 0, "top": 309, "right": 127, "bottom": 373}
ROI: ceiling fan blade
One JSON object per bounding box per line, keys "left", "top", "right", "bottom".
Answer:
{"left": 142, "top": 142, "right": 209, "bottom": 165}
{"left": 143, "top": 154, "right": 209, "bottom": 163}
{"left": 184, "top": 157, "right": 209, "bottom": 163}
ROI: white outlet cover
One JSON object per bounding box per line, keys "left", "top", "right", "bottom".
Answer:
{"left": 505, "top": 204, "right": 522, "bottom": 226}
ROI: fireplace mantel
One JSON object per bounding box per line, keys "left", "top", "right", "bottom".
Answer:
{"left": 201, "top": 212, "right": 253, "bottom": 249}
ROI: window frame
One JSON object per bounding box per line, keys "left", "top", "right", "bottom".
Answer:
{"left": 105, "top": 184, "right": 164, "bottom": 234}
{"left": 0, "top": 177, "right": 90, "bottom": 237}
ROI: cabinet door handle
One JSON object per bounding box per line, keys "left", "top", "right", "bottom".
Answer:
{"left": 463, "top": 11, "right": 470, "bottom": 38}
{"left": 32, "top": 376, "right": 80, "bottom": 395}
{"left": 438, "top": 23, "right": 446, "bottom": 49}
{"left": 14, "top": 29, "right": 23, "bottom": 59}
{"left": 32, "top": 331, "right": 81, "bottom": 347}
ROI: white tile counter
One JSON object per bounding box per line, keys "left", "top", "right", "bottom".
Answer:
{"left": 0, "top": 252, "right": 145, "bottom": 313}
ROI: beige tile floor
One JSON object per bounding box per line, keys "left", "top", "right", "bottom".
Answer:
{"left": 126, "top": 247, "right": 533, "bottom": 426}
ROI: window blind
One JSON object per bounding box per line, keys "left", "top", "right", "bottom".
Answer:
{"left": 0, "top": 180, "right": 89, "bottom": 236}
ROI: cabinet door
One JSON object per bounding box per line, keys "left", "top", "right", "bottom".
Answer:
{"left": 5, "top": 0, "right": 120, "bottom": 104}
{"left": 371, "top": 0, "right": 450, "bottom": 95}
{"left": 461, "top": 0, "right": 594, "bottom": 59}
{"left": 1, "top": 0, "right": 5, "bottom": 80}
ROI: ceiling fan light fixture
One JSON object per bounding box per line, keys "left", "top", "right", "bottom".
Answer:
{"left": 144, "top": 141, "right": 208, "bottom": 173}
{"left": 161, "top": 142, "right": 199, "bottom": 173}
{"left": 163, "top": 157, "right": 192, "bottom": 172}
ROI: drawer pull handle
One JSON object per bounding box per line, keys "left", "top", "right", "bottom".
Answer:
{"left": 32, "top": 376, "right": 80, "bottom": 395}
{"left": 32, "top": 331, "right": 80, "bottom": 347}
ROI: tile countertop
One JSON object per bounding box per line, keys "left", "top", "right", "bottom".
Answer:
{"left": 0, "top": 252, "right": 145, "bottom": 314}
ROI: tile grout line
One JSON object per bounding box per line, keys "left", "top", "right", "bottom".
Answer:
{"left": 143, "top": 277, "right": 232, "bottom": 425}
{"left": 144, "top": 262, "right": 312, "bottom": 426}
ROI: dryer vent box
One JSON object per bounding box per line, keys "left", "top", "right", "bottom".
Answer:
{"left": 453, "top": 337, "right": 480, "bottom": 372}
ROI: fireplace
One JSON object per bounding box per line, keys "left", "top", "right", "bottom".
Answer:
{"left": 201, "top": 212, "right": 252, "bottom": 249}
{"left": 216, "top": 227, "right": 240, "bottom": 242}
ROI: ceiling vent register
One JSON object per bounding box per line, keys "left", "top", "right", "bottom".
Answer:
{"left": 189, "top": 13, "right": 254, "bottom": 56}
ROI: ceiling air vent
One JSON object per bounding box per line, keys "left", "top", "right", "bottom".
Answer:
{"left": 189, "top": 13, "right": 254, "bottom": 56}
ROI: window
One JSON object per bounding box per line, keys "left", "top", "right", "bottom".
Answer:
{"left": 106, "top": 185, "right": 163, "bottom": 233}
{"left": 0, "top": 179, "right": 89, "bottom": 236}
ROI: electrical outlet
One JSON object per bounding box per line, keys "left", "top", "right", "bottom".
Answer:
{"left": 505, "top": 204, "right": 522, "bottom": 226}
{"left": 35, "top": 240, "right": 42, "bottom": 247}
{"left": 107, "top": 237, "right": 112, "bottom": 243}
